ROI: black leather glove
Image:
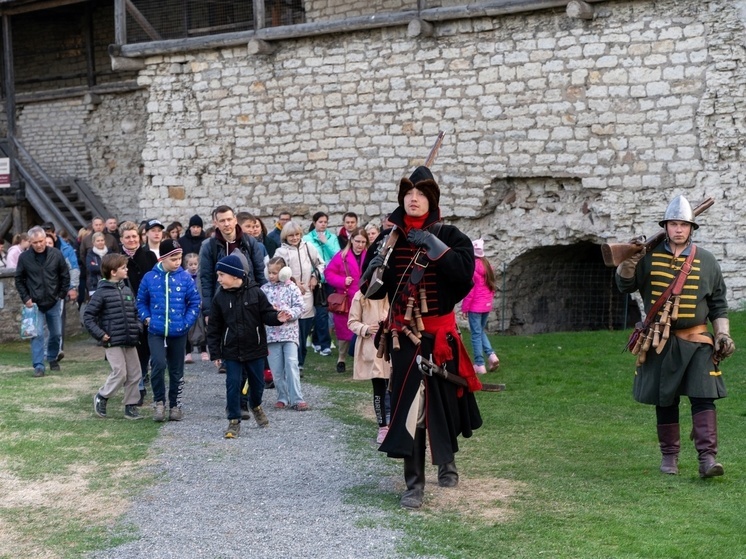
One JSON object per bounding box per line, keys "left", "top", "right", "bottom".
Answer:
{"left": 361, "top": 252, "right": 385, "bottom": 282}
{"left": 407, "top": 228, "right": 449, "bottom": 259}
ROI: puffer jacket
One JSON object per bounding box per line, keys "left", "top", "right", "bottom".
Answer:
{"left": 15, "top": 247, "right": 70, "bottom": 312}
{"left": 461, "top": 258, "right": 495, "bottom": 313}
{"left": 261, "top": 280, "right": 305, "bottom": 344}
{"left": 136, "top": 263, "right": 201, "bottom": 337}
{"left": 83, "top": 279, "right": 141, "bottom": 347}
{"left": 206, "top": 279, "right": 283, "bottom": 362}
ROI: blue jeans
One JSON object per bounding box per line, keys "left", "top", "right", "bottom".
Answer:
{"left": 468, "top": 312, "right": 494, "bottom": 366}
{"left": 31, "top": 301, "right": 62, "bottom": 370}
{"left": 225, "top": 358, "right": 265, "bottom": 420}
{"left": 297, "top": 317, "right": 313, "bottom": 366}
{"left": 148, "top": 333, "right": 187, "bottom": 408}
{"left": 268, "top": 342, "right": 304, "bottom": 406}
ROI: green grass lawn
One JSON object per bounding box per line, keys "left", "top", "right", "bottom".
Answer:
{"left": 2, "top": 315, "right": 745, "bottom": 558}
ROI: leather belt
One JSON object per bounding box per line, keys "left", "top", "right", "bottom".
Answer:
{"left": 673, "top": 325, "right": 713, "bottom": 346}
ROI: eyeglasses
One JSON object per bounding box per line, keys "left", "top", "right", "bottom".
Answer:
{"left": 352, "top": 239, "right": 367, "bottom": 244}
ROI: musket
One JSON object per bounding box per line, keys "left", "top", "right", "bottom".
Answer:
{"left": 416, "top": 355, "right": 506, "bottom": 393}
{"left": 601, "top": 197, "right": 715, "bottom": 267}
{"left": 364, "top": 132, "right": 446, "bottom": 298}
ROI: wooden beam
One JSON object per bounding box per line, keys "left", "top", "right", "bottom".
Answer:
{"left": 247, "top": 38, "right": 275, "bottom": 55}
{"left": 2, "top": 0, "right": 87, "bottom": 16}
{"left": 84, "top": 1, "right": 96, "bottom": 87}
{"left": 566, "top": 0, "right": 595, "bottom": 19}
{"left": 2, "top": 15, "right": 18, "bottom": 193}
{"left": 114, "top": 0, "right": 126, "bottom": 45}
{"left": 124, "top": 0, "right": 162, "bottom": 41}
{"left": 407, "top": 19, "right": 434, "bottom": 38}
{"left": 254, "top": 0, "right": 265, "bottom": 31}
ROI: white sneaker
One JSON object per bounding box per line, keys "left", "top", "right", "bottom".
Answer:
{"left": 185, "top": 353, "right": 194, "bottom": 364}
{"left": 313, "top": 344, "right": 321, "bottom": 353}
{"left": 319, "top": 348, "right": 332, "bottom": 356}
{"left": 201, "top": 352, "right": 210, "bottom": 361}
{"left": 376, "top": 426, "right": 389, "bottom": 444}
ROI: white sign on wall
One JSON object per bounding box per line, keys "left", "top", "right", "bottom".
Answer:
{"left": 0, "top": 158, "right": 10, "bottom": 188}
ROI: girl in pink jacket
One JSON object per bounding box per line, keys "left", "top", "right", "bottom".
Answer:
{"left": 461, "top": 239, "right": 499, "bottom": 374}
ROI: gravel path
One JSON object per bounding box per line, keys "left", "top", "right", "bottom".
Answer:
{"left": 92, "top": 360, "right": 408, "bottom": 559}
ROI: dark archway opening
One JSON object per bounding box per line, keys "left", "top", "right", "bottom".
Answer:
{"left": 505, "top": 242, "right": 641, "bottom": 335}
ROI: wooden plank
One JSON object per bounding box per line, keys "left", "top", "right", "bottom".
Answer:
{"left": 114, "top": 0, "right": 126, "bottom": 45}
{"left": 2, "top": 0, "right": 86, "bottom": 16}
{"left": 124, "top": 0, "right": 162, "bottom": 41}
{"left": 16, "top": 81, "right": 142, "bottom": 104}
{"left": 254, "top": 0, "right": 265, "bottom": 31}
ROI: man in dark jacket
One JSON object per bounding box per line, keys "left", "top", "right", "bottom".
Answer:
{"left": 199, "top": 205, "right": 267, "bottom": 319}
{"left": 206, "top": 254, "right": 289, "bottom": 439}
{"left": 178, "top": 214, "right": 207, "bottom": 259}
{"left": 15, "top": 226, "right": 74, "bottom": 377}
{"left": 361, "top": 166, "right": 482, "bottom": 509}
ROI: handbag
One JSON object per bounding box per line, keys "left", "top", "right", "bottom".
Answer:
{"left": 306, "top": 244, "right": 327, "bottom": 307}
{"left": 328, "top": 253, "right": 351, "bottom": 314}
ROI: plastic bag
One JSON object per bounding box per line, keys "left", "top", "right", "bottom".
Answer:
{"left": 20, "top": 304, "right": 43, "bottom": 339}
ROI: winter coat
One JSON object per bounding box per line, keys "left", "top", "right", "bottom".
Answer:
{"left": 261, "top": 280, "right": 305, "bottom": 344}
{"left": 303, "top": 229, "right": 340, "bottom": 265}
{"left": 273, "top": 241, "right": 324, "bottom": 320}
{"left": 325, "top": 247, "right": 366, "bottom": 342}
{"left": 199, "top": 225, "right": 267, "bottom": 316}
{"left": 136, "top": 263, "right": 201, "bottom": 337}
{"left": 461, "top": 258, "right": 495, "bottom": 314}
{"left": 83, "top": 279, "right": 141, "bottom": 347}
{"left": 85, "top": 248, "right": 107, "bottom": 292}
{"left": 124, "top": 246, "right": 158, "bottom": 297}
{"left": 206, "top": 279, "right": 283, "bottom": 362}
{"left": 347, "top": 290, "right": 391, "bottom": 380}
{"left": 55, "top": 238, "right": 80, "bottom": 290}
{"left": 178, "top": 231, "right": 207, "bottom": 260}
{"left": 15, "top": 247, "right": 70, "bottom": 312}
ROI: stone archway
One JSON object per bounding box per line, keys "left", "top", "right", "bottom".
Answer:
{"left": 504, "top": 241, "right": 640, "bottom": 335}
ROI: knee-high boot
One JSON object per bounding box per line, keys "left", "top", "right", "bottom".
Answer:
{"left": 691, "top": 410, "right": 724, "bottom": 478}
{"left": 400, "top": 428, "right": 426, "bottom": 509}
{"left": 438, "top": 459, "right": 459, "bottom": 487}
{"left": 656, "top": 423, "right": 680, "bottom": 475}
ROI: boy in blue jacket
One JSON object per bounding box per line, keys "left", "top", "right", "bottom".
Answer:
{"left": 137, "top": 239, "right": 200, "bottom": 422}
{"left": 206, "top": 254, "right": 291, "bottom": 439}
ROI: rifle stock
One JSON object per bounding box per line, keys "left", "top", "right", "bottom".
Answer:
{"left": 601, "top": 197, "right": 715, "bottom": 267}
{"left": 364, "top": 132, "right": 446, "bottom": 298}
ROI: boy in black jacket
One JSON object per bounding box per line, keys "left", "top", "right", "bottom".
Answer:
{"left": 84, "top": 253, "right": 143, "bottom": 420}
{"left": 206, "top": 255, "right": 291, "bottom": 439}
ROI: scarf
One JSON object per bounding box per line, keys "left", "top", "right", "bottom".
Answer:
{"left": 402, "top": 213, "right": 428, "bottom": 234}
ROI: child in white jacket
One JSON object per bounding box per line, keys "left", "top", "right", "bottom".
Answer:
{"left": 261, "top": 257, "right": 308, "bottom": 410}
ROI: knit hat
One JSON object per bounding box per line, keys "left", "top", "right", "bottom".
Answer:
{"left": 397, "top": 166, "right": 440, "bottom": 210}
{"left": 145, "top": 219, "right": 164, "bottom": 231}
{"left": 188, "top": 214, "right": 203, "bottom": 228}
{"left": 216, "top": 254, "right": 245, "bottom": 278}
{"left": 472, "top": 238, "right": 485, "bottom": 258}
{"left": 158, "top": 239, "right": 183, "bottom": 261}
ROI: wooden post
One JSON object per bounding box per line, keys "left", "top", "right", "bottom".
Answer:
{"left": 254, "top": 0, "right": 265, "bottom": 31}
{"left": 566, "top": 0, "right": 595, "bottom": 20}
{"left": 407, "top": 19, "right": 434, "bottom": 38}
{"left": 2, "top": 15, "right": 18, "bottom": 196}
{"left": 247, "top": 38, "right": 275, "bottom": 55}
{"left": 114, "top": 0, "right": 126, "bottom": 46}
{"left": 84, "top": 1, "right": 97, "bottom": 87}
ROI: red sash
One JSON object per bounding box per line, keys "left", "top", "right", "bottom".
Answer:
{"left": 421, "top": 313, "right": 482, "bottom": 394}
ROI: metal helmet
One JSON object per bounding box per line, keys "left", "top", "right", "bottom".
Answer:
{"left": 658, "top": 195, "right": 699, "bottom": 230}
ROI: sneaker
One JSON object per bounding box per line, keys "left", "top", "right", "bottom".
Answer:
{"left": 56, "top": 351, "right": 65, "bottom": 363}
{"left": 336, "top": 361, "right": 346, "bottom": 373}
{"left": 474, "top": 364, "right": 487, "bottom": 375}
{"left": 153, "top": 401, "right": 166, "bottom": 422}
{"left": 136, "top": 388, "right": 146, "bottom": 407}
{"left": 251, "top": 405, "right": 269, "bottom": 427}
{"left": 376, "top": 426, "right": 389, "bottom": 444}
{"left": 319, "top": 348, "right": 332, "bottom": 356}
{"left": 218, "top": 363, "right": 227, "bottom": 375}
{"left": 33, "top": 367, "right": 45, "bottom": 378}
{"left": 49, "top": 360, "right": 60, "bottom": 371}
{"left": 169, "top": 407, "right": 183, "bottom": 421}
{"left": 94, "top": 393, "right": 107, "bottom": 417}
{"left": 274, "top": 401, "right": 287, "bottom": 409}
{"left": 312, "top": 344, "right": 321, "bottom": 352}
{"left": 488, "top": 353, "right": 500, "bottom": 371}
{"left": 185, "top": 353, "right": 194, "bottom": 364}
{"left": 291, "top": 401, "right": 310, "bottom": 411}
{"left": 201, "top": 352, "right": 210, "bottom": 361}
{"left": 124, "top": 405, "right": 143, "bottom": 420}
{"left": 240, "top": 405, "right": 251, "bottom": 420}
{"left": 224, "top": 419, "right": 241, "bottom": 439}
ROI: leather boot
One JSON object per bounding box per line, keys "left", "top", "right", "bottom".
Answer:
{"left": 691, "top": 410, "right": 724, "bottom": 478}
{"left": 400, "top": 428, "right": 426, "bottom": 509}
{"left": 656, "top": 423, "right": 680, "bottom": 475}
{"left": 438, "top": 460, "right": 459, "bottom": 487}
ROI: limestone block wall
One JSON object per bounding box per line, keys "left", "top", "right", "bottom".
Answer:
{"left": 135, "top": 0, "right": 746, "bottom": 308}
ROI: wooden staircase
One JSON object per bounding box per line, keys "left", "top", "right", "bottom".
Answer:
{"left": 0, "top": 137, "right": 111, "bottom": 236}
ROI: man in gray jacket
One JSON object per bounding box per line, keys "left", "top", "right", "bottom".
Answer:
{"left": 15, "top": 226, "right": 75, "bottom": 377}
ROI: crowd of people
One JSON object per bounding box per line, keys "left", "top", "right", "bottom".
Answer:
{"left": 7, "top": 172, "right": 735, "bottom": 509}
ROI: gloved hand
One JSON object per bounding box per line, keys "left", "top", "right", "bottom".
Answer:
{"left": 360, "top": 252, "right": 385, "bottom": 282}
{"left": 712, "top": 317, "right": 735, "bottom": 360}
{"left": 616, "top": 246, "right": 646, "bottom": 279}
{"left": 407, "top": 228, "right": 450, "bottom": 259}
